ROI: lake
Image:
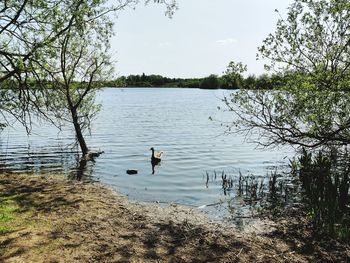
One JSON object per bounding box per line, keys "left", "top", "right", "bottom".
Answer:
{"left": 0, "top": 88, "right": 295, "bottom": 223}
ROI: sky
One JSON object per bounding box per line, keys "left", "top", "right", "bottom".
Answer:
{"left": 111, "top": 0, "right": 294, "bottom": 78}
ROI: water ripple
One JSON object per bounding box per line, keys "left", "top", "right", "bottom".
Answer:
{"left": 1, "top": 88, "right": 294, "bottom": 210}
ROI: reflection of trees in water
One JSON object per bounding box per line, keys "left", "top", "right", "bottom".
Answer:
{"left": 0, "top": 144, "right": 96, "bottom": 181}
{"left": 0, "top": 145, "right": 80, "bottom": 174}
{"left": 68, "top": 155, "right": 95, "bottom": 181}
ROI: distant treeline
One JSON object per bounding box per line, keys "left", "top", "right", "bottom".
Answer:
{"left": 103, "top": 73, "right": 289, "bottom": 90}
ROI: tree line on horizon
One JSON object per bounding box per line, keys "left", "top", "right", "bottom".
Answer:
{"left": 104, "top": 72, "right": 289, "bottom": 90}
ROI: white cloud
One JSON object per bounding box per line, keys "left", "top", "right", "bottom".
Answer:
{"left": 215, "top": 38, "right": 238, "bottom": 46}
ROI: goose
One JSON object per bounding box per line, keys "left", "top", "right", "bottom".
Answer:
{"left": 150, "top": 147, "right": 163, "bottom": 164}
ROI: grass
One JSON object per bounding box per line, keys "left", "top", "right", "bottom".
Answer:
{"left": 0, "top": 198, "right": 18, "bottom": 234}
{"left": 0, "top": 190, "right": 50, "bottom": 259}
{"left": 0, "top": 173, "right": 348, "bottom": 263}
{"left": 0, "top": 197, "right": 18, "bottom": 256}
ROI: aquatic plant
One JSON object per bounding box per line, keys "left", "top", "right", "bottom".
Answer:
{"left": 204, "top": 170, "right": 234, "bottom": 196}
{"left": 294, "top": 148, "right": 350, "bottom": 241}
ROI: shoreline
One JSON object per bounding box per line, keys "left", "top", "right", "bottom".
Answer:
{"left": 0, "top": 173, "right": 348, "bottom": 262}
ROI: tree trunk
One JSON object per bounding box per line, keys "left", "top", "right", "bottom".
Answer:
{"left": 70, "top": 107, "right": 89, "bottom": 156}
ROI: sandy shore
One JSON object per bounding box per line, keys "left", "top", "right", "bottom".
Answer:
{"left": 0, "top": 174, "right": 348, "bottom": 262}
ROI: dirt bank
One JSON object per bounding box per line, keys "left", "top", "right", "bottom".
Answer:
{"left": 0, "top": 174, "right": 348, "bottom": 262}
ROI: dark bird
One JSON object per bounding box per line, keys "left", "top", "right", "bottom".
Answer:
{"left": 150, "top": 147, "right": 163, "bottom": 174}
{"left": 150, "top": 147, "right": 163, "bottom": 164}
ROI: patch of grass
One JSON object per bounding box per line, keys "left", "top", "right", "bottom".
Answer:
{"left": 0, "top": 226, "right": 10, "bottom": 234}
{"left": 0, "top": 198, "right": 18, "bottom": 234}
{"left": 0, "top": 191, "right": 51, "bottom": 260}
{"left": 0, "top": 194, "right": 49, "bottom": 228}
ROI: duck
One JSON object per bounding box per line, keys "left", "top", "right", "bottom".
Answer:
{"left": 150, "top": 147, "right": 163, "bottom": 164}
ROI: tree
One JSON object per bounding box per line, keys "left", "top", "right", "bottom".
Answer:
{"left": 243, "top": 75, "right": 257, "bottom": 89}
{"left": 0, "top": 0, "right": 178, "bottom": 154}
{"left": 0, "top": 0, "right": 177, "bottom": 132}
{"left": 200, "top": 74, "right": 220, "bottom": 89}
{"left": 223, "top": 0, "right": 350, "bottom": 149}
{"left": 0, "top": 0, "right": 83, "bottom": 130}
{"left": 145, "top": 0, "right": 178, "bottom": 17}
{"left": 0, "top": 0, "right": 138, "bottom": 155}
{"left": 0, "top": 0, "right": 134, "bottom": 131}
{"left": 255, "top": 74, "right": 271, "bottom": 90}
{"left": 36, "top": 16, "right": 113, "bottom": 156}
{"left": 222, "top": 61, "right": 247, "bottom": 89}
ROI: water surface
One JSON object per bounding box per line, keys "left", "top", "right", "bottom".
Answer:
{"left": 0, "top": 88, "right": 294, "bottom": 222}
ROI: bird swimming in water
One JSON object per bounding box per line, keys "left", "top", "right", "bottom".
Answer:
{"left": 150, "top": 147, "right": 163, "bottom": 164}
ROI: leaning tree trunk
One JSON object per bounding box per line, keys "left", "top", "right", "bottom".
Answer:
{"left": 70, "top": 107, "right": 89, "bottom": 156}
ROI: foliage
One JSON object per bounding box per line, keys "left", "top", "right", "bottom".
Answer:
{"left": 35, "top": 0, "right": 119, "bottom": 154}
{"left": 0, "top": 1, "right": 112, "bottom": 130}
{"left": 221, "top": 61, "right": 247, "bottom": 89}
{"left": 0, "top": 0, "right": 179, "bottom": 154}
{"left": 0, "top": 0, "right": 177, "bottom": 133}
{"left": 107, "top": 72, "right": 293, "bottom": 90}
{"left": 292, "top": 148, "right": 350, "bottom": 241}
{"left": 200, "top": 74, "right": 220, "bottom": 89}
{"left": 223, "top": 0, "right": 350, "bottom": 149}
{"left": 125, "top": 74, "right": 177, "bottom": 87}
{"left": 107, "top": 74, "right": 204, "bottom": 88}
{"left": 146, "top": 0, "right": 178, "bottom": 17}
{"left": 0, "top": 0, "right": 133, "bottom": 153}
